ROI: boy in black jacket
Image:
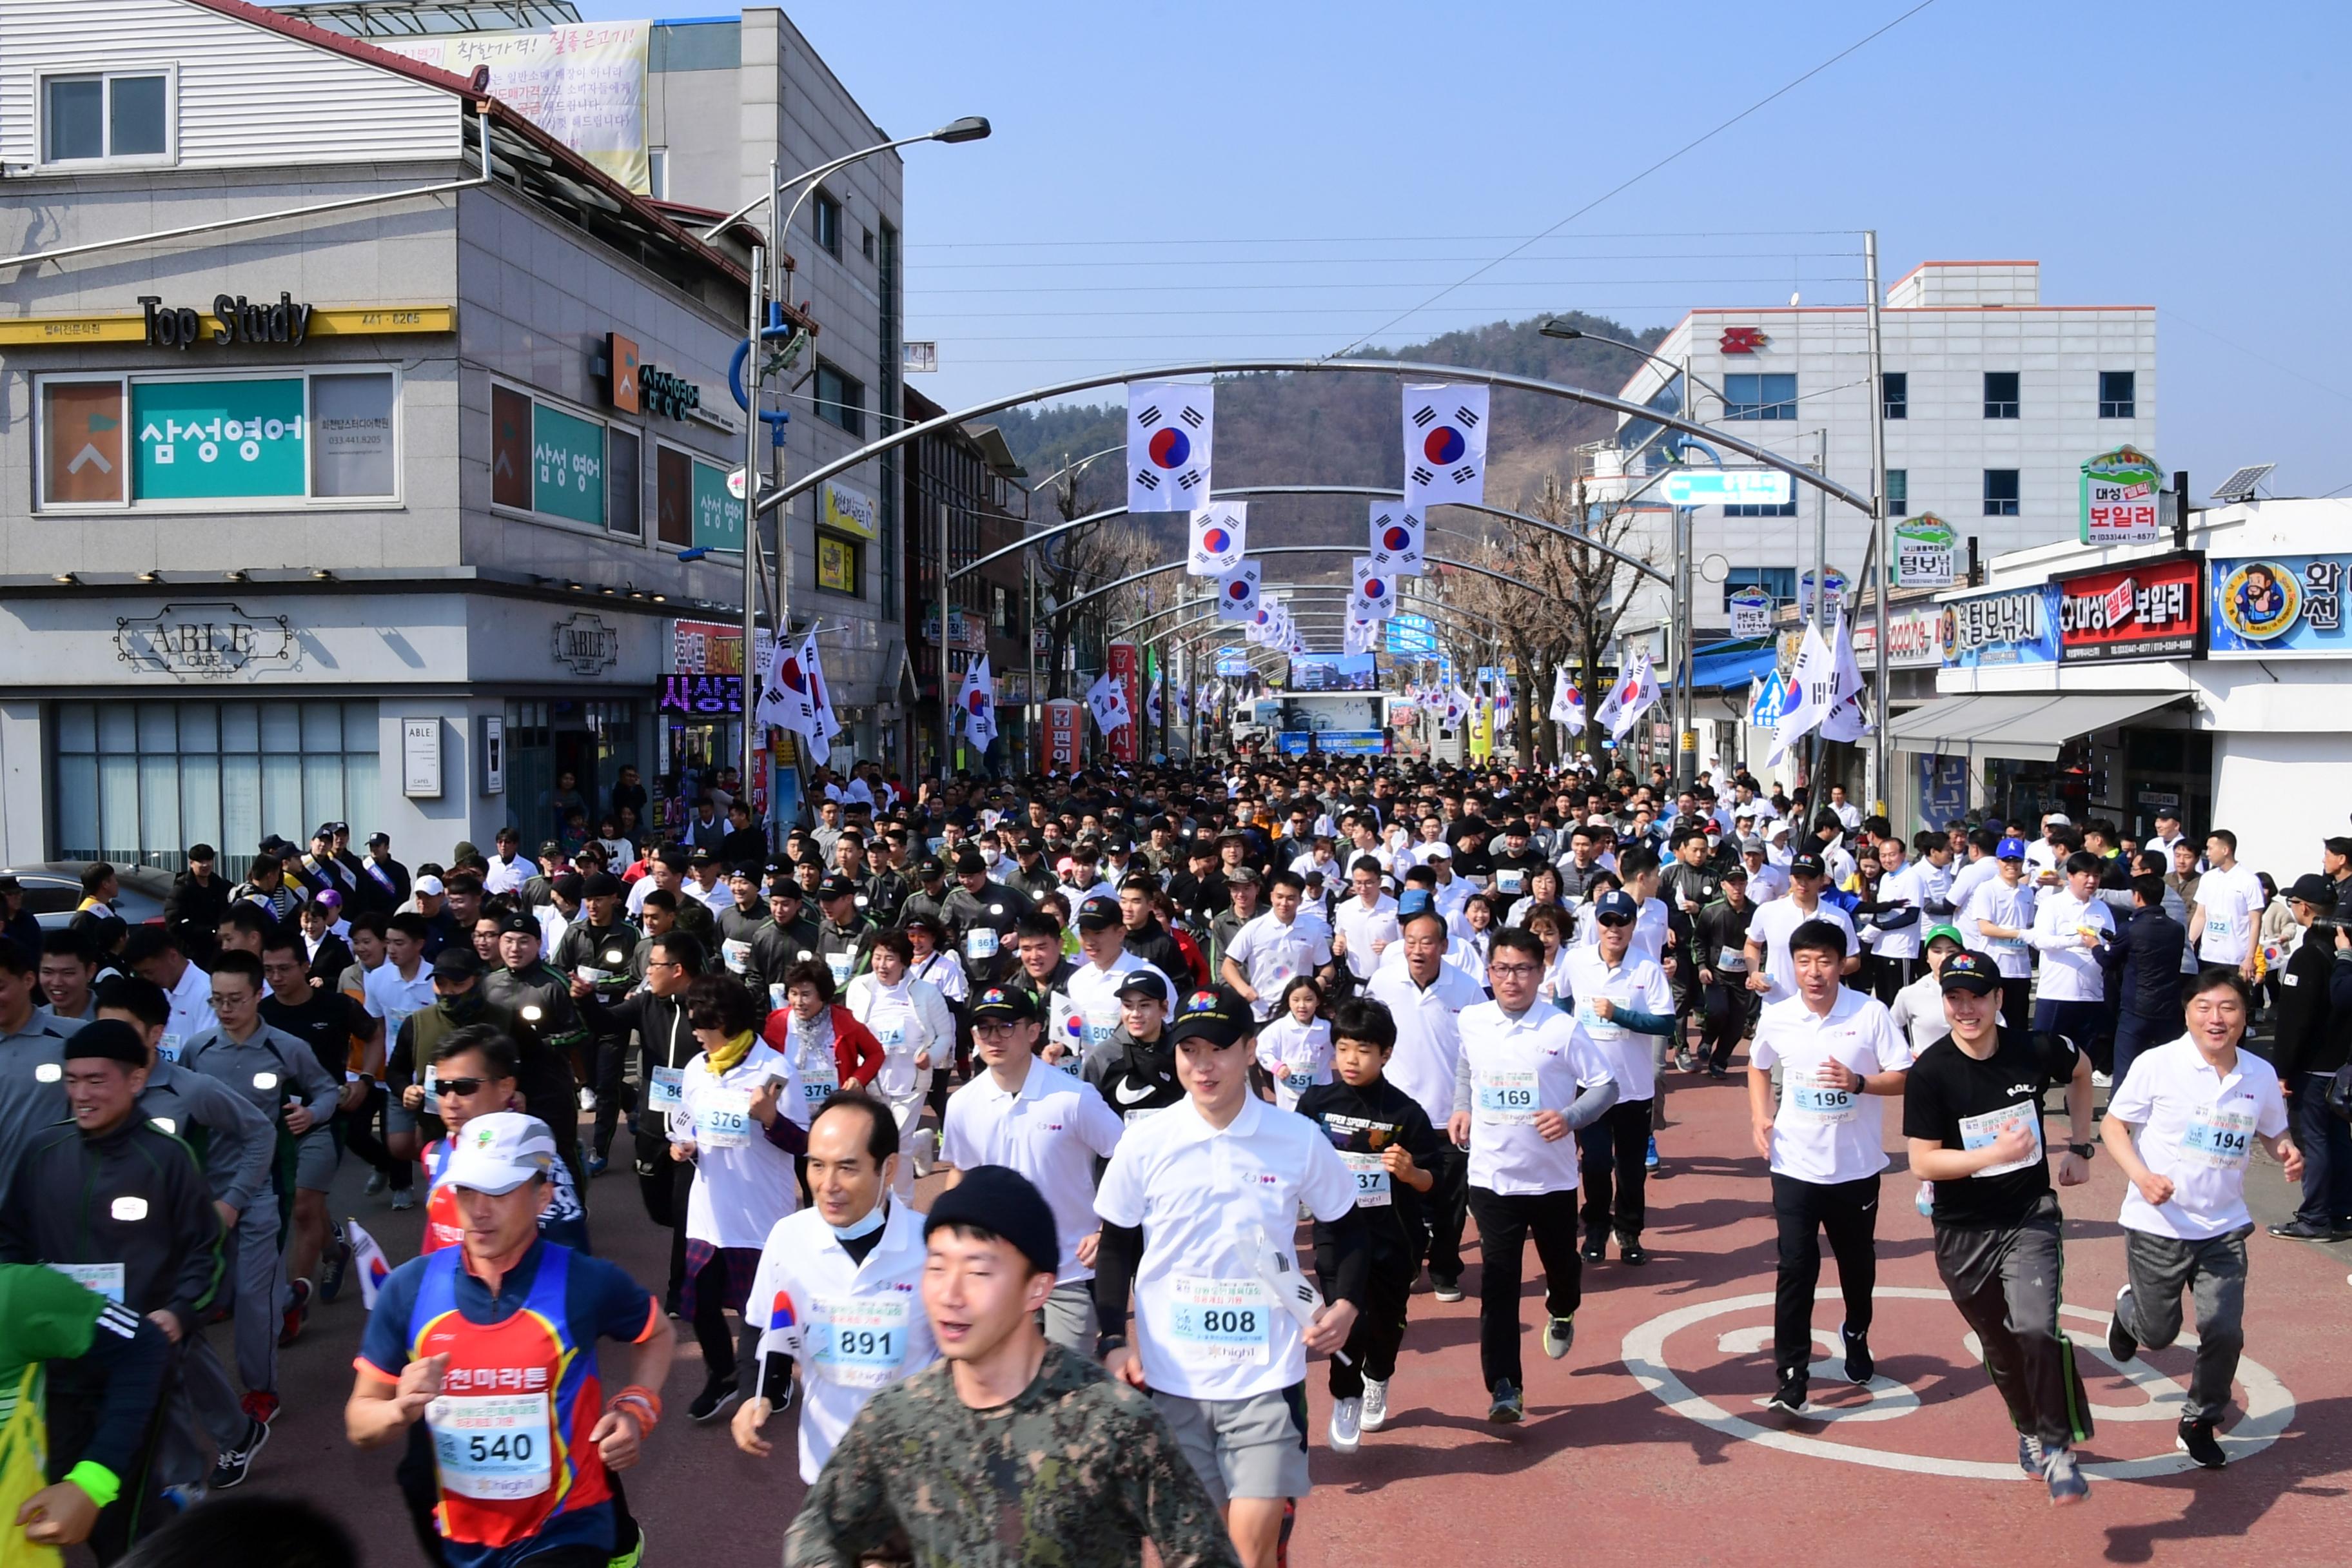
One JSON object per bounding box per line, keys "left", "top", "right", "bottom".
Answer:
{"left": 1297, "top": 996, "right": 1442, "bottom": 1453}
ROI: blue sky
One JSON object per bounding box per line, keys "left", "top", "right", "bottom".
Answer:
{"left": 573, "top": 0, "right": 2352, "bottom": 501}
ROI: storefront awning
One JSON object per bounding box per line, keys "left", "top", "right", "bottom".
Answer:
{"left": 1689, "top": 642, "right": 1778, "bottom": 692}
{"left": 1886, "top": 692, "right": 2183, "bottom": 763}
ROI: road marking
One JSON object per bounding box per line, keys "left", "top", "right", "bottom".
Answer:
{"left": 1622, "top": 1288, "right": 2295, "bottom": 1480}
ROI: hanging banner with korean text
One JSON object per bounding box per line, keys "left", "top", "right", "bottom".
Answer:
{"left": 380, "top": 22, "right": 652, "bottom": 193}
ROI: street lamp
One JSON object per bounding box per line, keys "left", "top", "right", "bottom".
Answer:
{"left": 708, "top": 116, "right": 990, "bottom": 825}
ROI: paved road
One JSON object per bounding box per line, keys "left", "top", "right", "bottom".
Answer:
{"left": 247, "top": 1065, "right": 2352, "bottom": 1568}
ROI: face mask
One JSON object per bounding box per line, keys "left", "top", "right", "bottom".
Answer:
{"left": 828, "top": 1193, "right": 888, "bottom": 1241}
{"left": 981, "top": 847, "right": 1002, "bottom": 867}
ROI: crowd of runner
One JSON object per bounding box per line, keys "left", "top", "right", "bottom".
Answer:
{"left": 0, "top": 749, "right": 2343, "bottom": 1564}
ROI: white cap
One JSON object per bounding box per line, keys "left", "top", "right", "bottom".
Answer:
{"left": 1421, "top": 841, "right": 1453, "bottom": 859}
{"left": 440, "top": 1112, "right": 558, "bottom": 1196}
{"left": 415, "top": 874, "right": 447, "bottom": 897}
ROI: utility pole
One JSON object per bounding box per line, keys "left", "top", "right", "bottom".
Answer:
{"left": 936, "top": 500, "right": 953, "bottom": 782}
{"left": 741, "top": 241, "right": 768, "bottom": 825}
{"left": 1674, "top": 352, "right": 1697, "bottom": 790}
{"left": 1805, "top": 427, "right": 1828, "bottom": 799}
{"left": 1863, "top": 230, "right": 1890, "bottom": 817}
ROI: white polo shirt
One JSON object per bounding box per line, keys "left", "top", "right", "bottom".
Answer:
{"left": 1365, "top": 959, "right": 1489, "bottom": 1129}
{"left": 2107, "top": 1037, "right": 2289, "bottom": 1241}
{"left": 1335, "top": 893, "right": 1402, "bottom": 980}
{"left": 940, "top": 1061, "right": 1124, "bottom": 1281}
{"left": 1222, "top": 910, "right": 1335, "bottom": 1020}
{"left": 1746, "top": 899, "right": 1857, "bottom": 1004}
{"left": 1749, "top": 987, "right": 1914, "bottom": 1184}
{"left": 1057, "top": 953, "right": 1170, "bottom": 1059}
{"left": 361, "top": 959, "right": 436, "bottom": 1041}
{"left": 159, "top": 961, "right": 217, "bottom": 1062}
{"left": 1962, "top": 878, "right": 2037, "bottom": 979}
{"left": 1865, "top": 862, "right": 1927, "bottom": 961}
{"left": 1946, "top": 858, "right": 2001, "bottom": 944}
{"left": 1094, "top": 1093, "right": 1357, "bottom": 1401}
{"left": 1562, "top": 946, "right": 1673, "bottom": 1102}
{"left": 2029, "top": 888, "right": 2113, "bottom": 1001}
{"left": 745, "top": 1199, "right": 939, "bottom": 1483}
{"left": 2193, "top": 865, "right": 2264, "bottom": 966}
{"left": 1454, "top": 999, "right": 1614, "bottom": 1196}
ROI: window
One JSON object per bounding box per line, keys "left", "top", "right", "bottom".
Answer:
{"left": 1885, "top": 469, "right": 1908, "bottom": 518}
{"left": 1723, "top": 373, "right": 1796, "bottom": 420}
{"left": 1881, "top": 371, "right": 1908, "bottom": 420}
{"left": 646, "top": 149, "right": 667, "bottom": 200}
{"left": 54, "top": 700, "right": 380, "bottom": 878}
{"left": 2099, "top": 370, "right": 2136, "bottom": 418}
{"left": 812, "top": 191, "right": 841, "bottom": 260}
{"left": 654, "top": 442, "right": 738, "bottom": 551}
{"left": 654, "top": 445, "right": 692, "bottom": 545}
{"left": 861, "top": 228, "right": 874, "bottom": 262}
{"left": 1983, "top": 469, "right": 2020, "bottom": 516}
{"left": 991, "top": 583, "right": 1012, "bottom": 632}
{"left": 489, "top": 382, "right": 603, "bottom": 528}
{"left": 607, "top": 428, "right": 642, "bottom": 536}
{"left": 1725, "top": 489, "right": 1796, "bottom": 518}
{"left": 43, "top": 71, "right": 169, "bottom": 163}
{"left": 816, "top": 530, "right": 863, "bottom": 595}
{"left": 39, "top": 369, "right": 398, "bottom": 510}
{"left": 1723, "top": 567, "right": 1794, "bottom": 610}
{"left": 814, "top": 362, "right": 864, "bottom": 435}
{"left": 1983, "top": 371, "right": 2019, "bottom": 419}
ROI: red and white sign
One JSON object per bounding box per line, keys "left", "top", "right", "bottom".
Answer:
{"left": 1850, "top": 607, "right": 1945, "bottom": 669}
{"left": 1719, "top": 326, "right": 1770, "bottom": 354}
{"left": 1039, "top": 699, "right": 1083, "bottom": 774}
{"left": 1105, "top": 641, "right": 1141, "bottom": 763}
{"left": 2056, "top": 555, "right": 2204, "bottom": 663}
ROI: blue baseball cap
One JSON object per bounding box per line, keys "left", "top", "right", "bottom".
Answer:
{"left": 1593, "top": 889, "right": 1638, "bottom": 924}
{"left": 1996, "top": 836, "right": 2028, "bottom": 860}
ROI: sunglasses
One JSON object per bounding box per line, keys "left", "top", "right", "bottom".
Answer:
{"left": 1597, "top": 916, "right": 1634, "bottom": 928}
{"left": 435, "top": 1077, "right": 487, "bottom": 1097}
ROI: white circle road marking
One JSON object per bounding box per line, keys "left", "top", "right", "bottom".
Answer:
{"left": 1621, "top": 1288, "right": 2295, "bottom": 1481}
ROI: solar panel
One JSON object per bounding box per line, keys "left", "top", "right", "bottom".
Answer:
{"left": 2210, "top": 463, "right": 2275, "bottom": 503}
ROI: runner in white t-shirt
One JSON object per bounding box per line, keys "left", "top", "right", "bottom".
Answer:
{"left": 1743, "top": 852, "right": 1857, "bottom": 1006}
{"left": 2188, "top": 830, "right": 2264, "bottom": 977}
{"left": 1220, "top": 873, "right": 1335, "bottom": 1021}
{"left": 1050, "top": 896, "right": 1171, "bottom": 1072}
{"left": 1745, "top": 916, "right": 1914, "bottom": 1415}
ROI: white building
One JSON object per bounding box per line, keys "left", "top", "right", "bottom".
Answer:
{"left": 1596, "top": 260, "right": 2158, "bottom": 641}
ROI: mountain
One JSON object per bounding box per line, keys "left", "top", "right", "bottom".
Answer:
{"left": 977, "top": 313, "right": 1671, "bottom": 590}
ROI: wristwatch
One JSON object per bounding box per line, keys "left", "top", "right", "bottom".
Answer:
{"left": 2065, "top": 1141, "right": 2097, "bottom": 1159}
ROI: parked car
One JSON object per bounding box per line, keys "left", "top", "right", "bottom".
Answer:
{"left": 2, "top": 862, "right": 172, "bottom": 932}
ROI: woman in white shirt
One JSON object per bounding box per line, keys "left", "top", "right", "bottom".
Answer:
{"left": 846, "top": 929, "right": 957, "bottom": 1191}
{"left": 1527, "top": 905, "right": 1576, "bottom": 1008}
{"left": 1505, "top": 864, "right": 1567, "bottom": 932}
{"left": 669, "top": 972, "right": 803, "bottom": 1421}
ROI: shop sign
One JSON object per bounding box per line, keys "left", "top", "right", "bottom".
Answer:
{"left": 2056, "top": 554, "right": 2204, "bottom": 663}
{"left": 640, "top": 365, "right": 701, "bottom": 422}
{"left": 1916, "top": 754, "right": 1970, "bottom": 829}
{"left": 920, "top": 608, "right": 988, "bottom": 652}
{"left": 533, "top": 401, "right": 606, "bottom": 527}
{"left": 1040, "top": 698, "right": 1083, "bottom": 773}
{"left": 113, "top": 601, "right": 295, "bottom": 676}
{"left": 1727, "top": 585, "right": 1773, "bottom": 639}
{"left": 1214, "top": 647, "right": 1251, "bottom": 677}
{"left": 551, "top": 611, "right": 621, "bottom": 676}
{"left": 605, "top": 333, "right": 643, "bottom": 412}
{"left": 2080, "top": 446, "right": 2164, "bottom": 545}
{"left": 1106, "top": 642, "right": 1140, "bottom": 764}
{"left": 691, "top": 458, "right": 740, "bottom": 551}
{"left": 660, "top": 673, "right": 742, "bottom": 714}
{"left": 139, "top": 292, "right": 313, "bottom": 349}
{"left": 1851, "top": 606, "right": 1943, "bottom": 668}
{"left": 1893, "top": 513, "right": 1956, "bottom": 588}
{"left": 133, "top": 378, "right": 306, "bottom": 500}
{"left": 402, "top": 718, "right": 443, "bottom": 798}
{"left": 1719, "top": 327, "right": 1769, "bottom": 353}
{"left": 1937, "top": 583, "right": 2060, "bottom": 669}
{"left": 2208, "top": 553, "right": 2349, "bottom": 656}
{"left": 821, "top": 480, "right": 877, "bottom": 540}
{"left": 1798, "top": 567, "right": 1847, "bottom": 620}
{"left": 671, "top": 618, "right": 743, "bottom": 675}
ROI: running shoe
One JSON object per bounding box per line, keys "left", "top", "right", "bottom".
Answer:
{"left": 2017, "top": 1433, "right": 2045, "bottom": 1476}
{"left": 1328, "top": 1396, "right": 1362, "bottom": 1454}
{"left": 2042, "top": 1446, "right": 2090, "bottom": 1505}
{"left": 1645, "top": 1136, "right": 1661, "bottom": 1170}
{"left": 587, "top": 1153, "right": 609, "bottom": 1177}
{"left": 610, "top": 1525, "right": 647, "bottom": 1568}
{"left": 318, "top": 1229, "right": 351, "bottom": 1304}
{"left": 688, "top": 1377, "right": 740, "bottom": 1424}
{"left": 1360, "top": 1377, "right": 1389, "bottom": 1432}
{"left": 1431, "top": 1275, "right": 1464, "bottom": 1304}
{"left": 1618, "top": 1239, "right": 1649, "bottom": 1267}
{"left": 279, "top": 1278, "right": 312, "bottom": 1348}
{"left": 2176, "top": 1416, "right": 2227, "bottom": 1470}
{"left": 161, "top": 1484, "right": 208, "bottom": 1513}
{"left": 1766, "top": 1372, "right": 1808, "bottom": 1415}
{"left": 578, "top": 1087, "right": 598, "bottom": 1113}
{"left": 2108, "top": 1286, "right": 2138, "bottom": 1363}
{"left": 1487, "top": 1378, "right": 1524, "bottom": 1424}
{"left": 1580, "top": 1235, "right": 1607, "bottom": 1263}
{"left": 1674, "top": 1050, "right": 1696, "bottom": 1073}
{"left": 210, "top": 1416, "right": 270, "bottom": 1489}
{"left": 2267, "top": 1220, "right": 2337, "bottom": 1241}
{"left": 364, "top": 1169, "right": 387, "bottom": 1196}
{"left": 1841, "top": 1322, "right": 1873, "bottom": 1385}
{"left": 389, "top": 1187, "right": 415, "bottom": 1211}
{"left": 1542, "top": 1315, "right": 1576, "bottom": 1360}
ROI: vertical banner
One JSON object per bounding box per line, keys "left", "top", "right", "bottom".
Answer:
{"left": 1105, "top": 640, "right": 1141, "bottom": 764}
{"left": 1367, "top": 502, "right": 1426, "bottom": 576}
{"left": 1128, "top": 381, "right": 1213, "bottom": 514}
{"left": 380, "top": 21, "right": 652, "bottom": 192}
{"left": 1403, "top": 384, "right": 1489, "bottom": 510}
{"left": 1351, "top": 556, "right": 1395, "bottom": 618}
{"left": 1040, "top": 699, "right": 1084, "bottom": 773}
{"left": 1215, "top": 561, "right": 1260, "bottom": 620}
{"left": 1188, "top": 500, "right": 1247, "bottom": 576}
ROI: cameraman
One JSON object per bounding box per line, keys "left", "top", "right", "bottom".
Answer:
{"left": 2268, "top": 874, "right": 2352, "bottom": 1240}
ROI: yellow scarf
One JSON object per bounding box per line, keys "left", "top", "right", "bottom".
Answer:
{"left": 705, "top": 1029, "right": 756, "bottom": 1077}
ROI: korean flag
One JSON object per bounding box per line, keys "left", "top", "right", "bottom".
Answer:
{"left": 1215, "top": 561, "right": 1260, "bottom": 622}
{"left": 1344, "top": 618, "right": 1380, "bottom": 656}
{"left": 1367, "top": 503, "right": 1426, "bottom": 576}
{"left": 1402, "top": 384, "right": 1488, "bottom": 510}
{"left": 1188, "top": 501, "right": 1246, "bottom": 577}
{"left": 1351, "top": 556, "right": 1395, "bottom": 619}
{"left": 1128, "top": 380, "right": 1213, "bottom": 515}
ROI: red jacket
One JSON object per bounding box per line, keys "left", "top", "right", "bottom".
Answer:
{"left": 761, "top": 1003, "right": 882, "bottom": 1088}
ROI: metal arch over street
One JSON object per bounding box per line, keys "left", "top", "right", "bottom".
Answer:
{"left": 1117, "top": 589, "right": 1488, "bottom": 643}
{"left": 757, "top": 358, "right": 1874, "bottom": 522}
{"left": 948, "top": 484, "right": 1672, "bottom": 589}
{"left": 1052, "top": 544, "right": 1549, "bottom": 624}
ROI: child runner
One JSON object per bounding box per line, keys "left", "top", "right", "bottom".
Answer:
{"left": 1255, "top": 976, "right": 1332, "bottom": 1112}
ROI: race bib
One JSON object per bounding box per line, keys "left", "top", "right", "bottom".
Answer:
{"left": 1165, "top": 1276, "right": 1271, "bottom": 1367}
{"left": 827, "top": 952, "right": 855, "bottom": 987}
{"left": 1083, "top": 1010, "right": 1119, "bottom": 1049}
{"left": 159, "top": 1034, "right": 184, "bottom": 1063}
{"left": 1339, "top": 1149, "right": 1392, "bottom": 1208}
{"left": 799, "top": 1057, "right": 840, "bottom": 1107}
{"left": 1279, "top": 1062, "right": 1318, "bottom": 1095}
{"left": 874, "top": 1026, "right": 906, "bottom": 1054}
{"left": 1786, "top": 1064, "right": 1859, "bottom": 1124}
{"left": 721, "top": 938, "right": 753, "bottom": 975}
{"left": 807, "top": 1294, "right": 912, "bottom": 1389}
{"left": 1988, "top": 935, "right": 2028, "bottom": 952}
{"left": 1475, "top": 1068, "right": 1540, "bottom": 1126}
{"left": 1576, "top": 1004, "right": 1624, "bottom": 1041}
{"left": 647, "top": 1065, "right": 685, "bottom": 1111}
{"left": 427, "top": 1393, "right": 553, "bottom": 1501}
{"left": 2179, "top": 1102, "right": 2257, "bottom": 1171}
{"left": 965, "top": 927, "right": 1000, "bottom": 961}
{"left": 1715, "top": 946, "right": 1748, "bottom": 974}
{"left": 1959, "top": 1101, "right": 2041, "bottom": 1178}
{"left": 1052, "top": 1050, "right": 1084, "bottom": 1079}
{"left": 48, "top": 1262, "right": 125, "bottom": 1304}
{"left": 698, "top": 1086, "right": 754, "bottom": 1149}
{"left": 1496, "top": 868, "right": 1525, "bottom": 895}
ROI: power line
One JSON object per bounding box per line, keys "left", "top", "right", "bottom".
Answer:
{"left": 905, "top": 230, "right": 1870, "bottom": 250}
{"left": 908, "top": 279, "right": 1867, "bottom": 298}
{"left": 1324, "top": 0, "right": 1939, "bottom": 358}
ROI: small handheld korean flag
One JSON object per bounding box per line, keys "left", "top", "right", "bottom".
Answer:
{"left": 1403, "top": 384, "right": 1489, "bottom": 510}
{"left": 1215, "top": 561, "right": 1260, "bottom": 621}
{"left": 1086, "top": 672, "right": 1131, "bottom": 734}
{"left": 1187, "top": 501, "right": 1246, "bottom": 577}
{"left": 956, "top": 654, "right": 997, "bottom": 750}
{"left": 1145, "top": 669, "right": 1163, "bottom": 725}
{"left": 1128, "top": 380, "right": 1213, "bottom": 514}
{"left": 1367, "top": 503, "right": 1426, "bottom": 576}
{"left": 345, "top": 1218, "right": 395, "bottom": 1310}
{"left": 1351, "top": 556, "right": 1396, "bottom": 619}
{"left": 1171, "top": 680, "right": 1189, "bottom": 725}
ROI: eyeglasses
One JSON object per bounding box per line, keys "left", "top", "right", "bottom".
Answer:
{"left": 645, "top": 959, "right": 681, "bottom": 970}
{"left": 435, "top": 1077, "right": 487, "bottom": 1097}
{"left": 1486, "top": 963, "right": 1541, "bottom": 978}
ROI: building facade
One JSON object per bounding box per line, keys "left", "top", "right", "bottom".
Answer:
{"left": 901, "top": 386, "right": 1030, "bottom": 776}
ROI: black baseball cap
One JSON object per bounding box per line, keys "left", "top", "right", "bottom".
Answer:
{"left": 1788, "top": 852, "right": 1827, "bottom": 879}
{"left": 582, "top": 872, "right": 622, "bottom": 899}
{"left": 1115, "top": 969, "right": 1173, "bottom": 1005}
{"left": 818, "top": 875, "right": 859, "bottom": 902}
{"left": 1168, "top": 986, "right": 1253, "bottom": 1048}
{"left": 915, "top": 857, "right": 946, "bottom": 880}
{"left": 431, "top": 946, "right": 485, "bottom": 980}
{"left": 968, "top": 985, "right": 1041, "bottom": 1024}
{"left": 1075, "top": 895, "right": 1122, "bottom": 930}
{"left": 2288, "top": 873, "right": 2338, "bottom": 908}
{"left": 1937, "top": 951, "right": 2001, "bottom": 995}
